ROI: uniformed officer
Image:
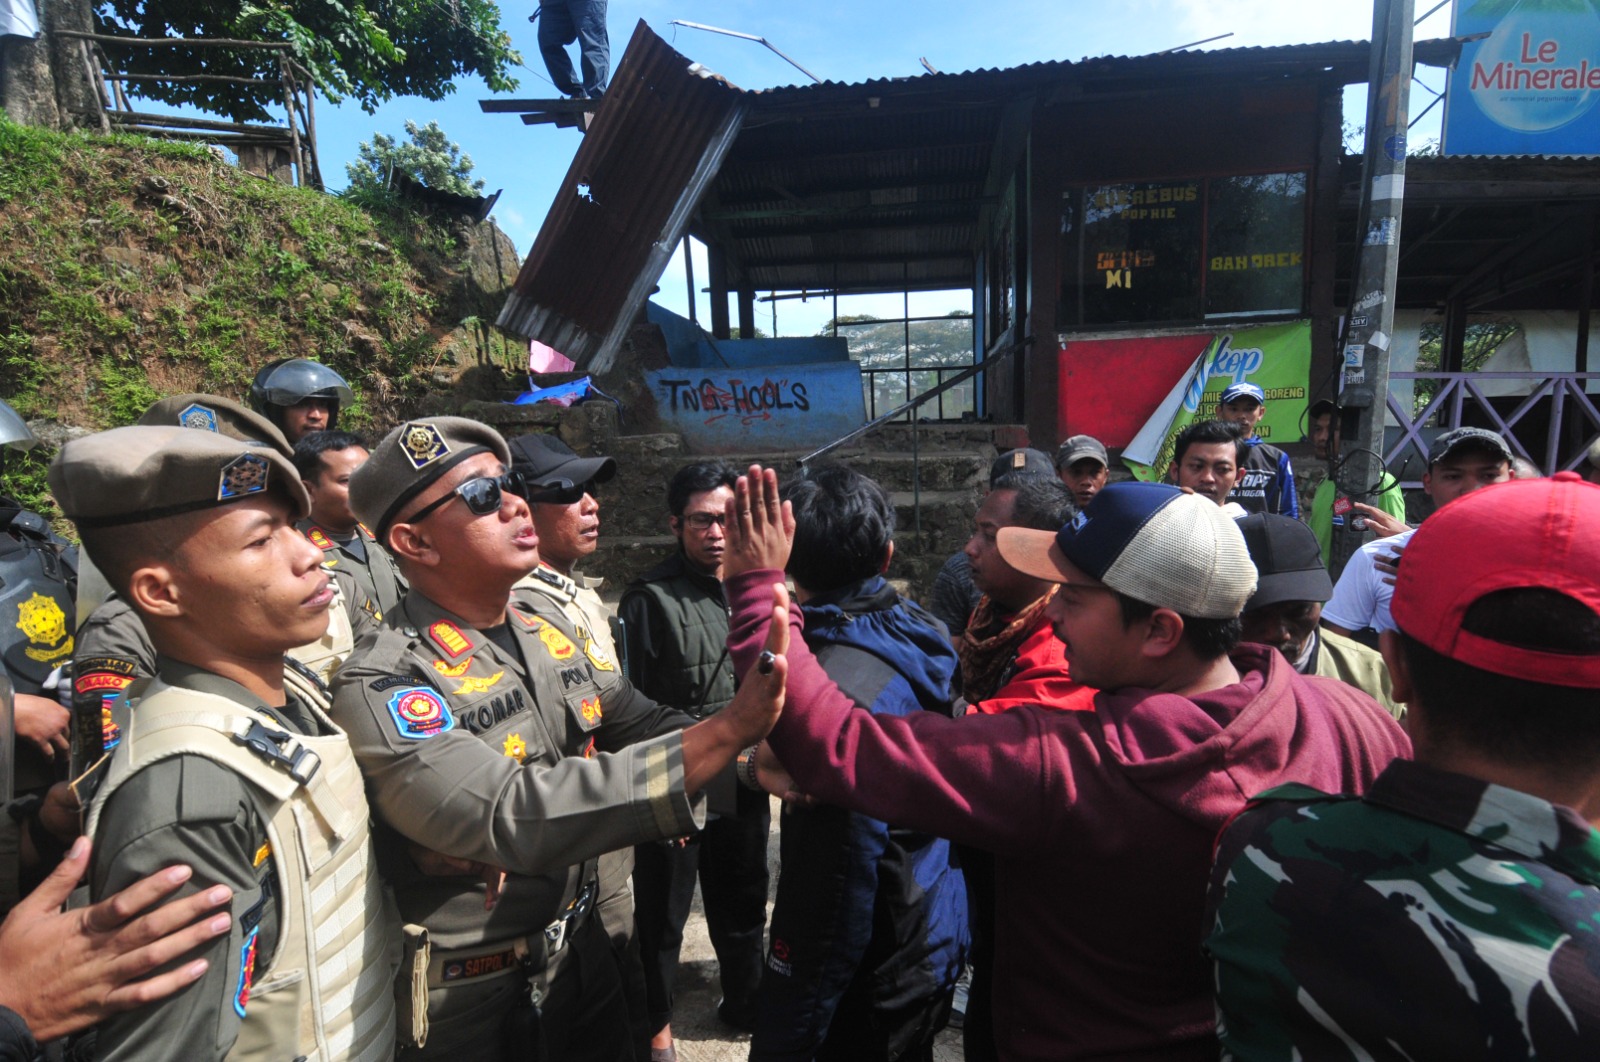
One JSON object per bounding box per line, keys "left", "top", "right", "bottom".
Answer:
{"left": 504, "top": 432, "right": 651, "bottom": 1056}
{"left": 293, "top": 430, "right": 409, "bottom": 623}
{"left": 0, "top": 401, "right": 76, "bottom": 873}
{"left": 70, "top": 396, "right": 372, "bottom": 800}
{"left": 331, "top": 416, "right": 790, "bottom": 1062}
{"left": 54, "top": 425, "right": 399, "bottom": 1062}
{"left": 249, "top": 357, "right": 356, "bottom": 444}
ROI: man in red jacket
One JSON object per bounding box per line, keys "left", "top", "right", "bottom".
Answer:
{"left": 724, "top": 471, "right": 1409, "bottom": 1062}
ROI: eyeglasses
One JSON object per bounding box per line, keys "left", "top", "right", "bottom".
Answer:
{"left": 529, "top": 478, "right": 597, "bottom": 506}
{"left": 408, "top": 472, "right": 525, "bottom": 524}
{"left": 681, "top": 512, "right": 728, "bottom": 531}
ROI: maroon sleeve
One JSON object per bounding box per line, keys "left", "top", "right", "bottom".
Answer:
{"left": 725, "top": 569, "right": 1070, "bottom": 855}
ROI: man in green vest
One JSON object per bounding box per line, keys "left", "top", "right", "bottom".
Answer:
{"left": 620, "top": 461, "right": 770, "bottom": 1061}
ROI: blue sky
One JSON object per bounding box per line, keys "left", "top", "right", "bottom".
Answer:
{"left": 305, "top": 0, "right": 1455, "bottom": 335}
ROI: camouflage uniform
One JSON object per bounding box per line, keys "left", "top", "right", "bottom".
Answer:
{"left": 1205, "top": 758, "right": 1600, "bottom": 1060}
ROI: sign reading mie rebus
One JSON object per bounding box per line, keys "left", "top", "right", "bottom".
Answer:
{"left": 1444, "top": 0, "right": 1600, "bottom": 156}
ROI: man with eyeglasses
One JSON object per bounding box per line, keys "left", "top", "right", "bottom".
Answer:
{"left": 329, "top": 420, "right": 794, "bottom": 1062}
{"left": 619, "top": 462, "right": 770, "bottom": 1062}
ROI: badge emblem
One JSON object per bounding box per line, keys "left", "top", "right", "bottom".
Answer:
{"left": 401, "top": 422, "right": 451, "bottom": 470}
{"left": 583, "top": 637, "right": 616, "bottom": 672}
{"left": 234, "top": 926, "right": 259, "bottom": 1017}
{"left": 385, "top": 686, "right": 455, "bottom": 740}
{"left": 537, "top": 621, "right": 577, "bottom": 661}
{"left": 456, "top": 670, "right": 504, "bottom": 696}
{"left": 177, "top": 402, "right": 219, "bottom": 432}
{"left": 433, "top": 658, "right": 471, "bottom": 678}
{"left": 16, "top": 592, "right": 72, "bottom": 663}
{"left": 218, "top": 453, "right": 269, "bottom": 500}
{"left": 307, "top": 527, "right": 335, "bottom": 550}
{"left": 100, "top": 702, "right": 121, "bottom": 751}
{"left": 430, "top": 621, "right": 471, "bottom": 658}
{"left": 580, "top": 696, "right": 602, "bottom": 723}
{"left": 503, "top": 733, "right": 528, "bottom": 761}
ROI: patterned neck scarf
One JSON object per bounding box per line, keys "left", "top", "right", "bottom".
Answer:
{"left": 959, "top": 586, "right": 1056, "bottom": 703}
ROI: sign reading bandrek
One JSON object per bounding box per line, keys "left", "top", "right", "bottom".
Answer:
{"left": 645, "top": 362, "right": 866, "bottom": 453}
{"left": 1122, "top": 320, "right": 1311, "bottom": 483}
{"left": 1444, "top": 0, "right": 1600, "bottom": 156}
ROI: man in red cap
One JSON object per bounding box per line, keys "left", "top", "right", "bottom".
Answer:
{"left": 1206, "top": 471, "right": 1600, "bottom": 1057}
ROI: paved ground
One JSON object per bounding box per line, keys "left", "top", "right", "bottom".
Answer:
{"left": 661, "top": 797, "right": 964, "bottom": 1061}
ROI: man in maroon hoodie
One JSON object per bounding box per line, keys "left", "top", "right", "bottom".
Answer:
{"left": 722, "top": 471, "right": 1409, "bottom": 1062}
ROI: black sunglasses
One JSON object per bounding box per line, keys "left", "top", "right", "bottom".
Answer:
{"left": 408, "top": 471, "right": 525, "bottom": 524}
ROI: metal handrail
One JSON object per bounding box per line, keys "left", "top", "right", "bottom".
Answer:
{"left": 798, "top": 335, "right": 1034, "bottom": 543}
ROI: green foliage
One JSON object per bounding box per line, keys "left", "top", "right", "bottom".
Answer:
{"left": 1412, "top": 317, "right": 1521, "bottom": 417}
{"left": 94, "top": 0, "right": 520, "bottom": 122}
{"left": 345, "top": 120, "right": 487, "bottom": 197}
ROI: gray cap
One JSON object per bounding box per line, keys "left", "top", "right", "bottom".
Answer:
{"left": 1055, "top": 434, "right": 1109, "bottom": 470}
{"left": 989, "top": 447, "right": 1055, "bottom": 487}
{"left": 1586, "top": 437, "right": 1600, "bottom": 470}
{"left": 49, "top": 425, "right": 308, "bottom": 530}
{"left": 350, "top": 416, "right": 512, "bottom": 541}
{"left": 0, "top": 400, "right": 35, "bottom": 451}
{"left": 1429, "top": 427, "right": 1513, "bottom": 466}
{"left": 138, "top": 393, "right": 292, "bottom": 457}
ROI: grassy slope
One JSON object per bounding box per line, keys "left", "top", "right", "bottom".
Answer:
{"left": 0, "top": 119, "right": 506, "bottom": 518}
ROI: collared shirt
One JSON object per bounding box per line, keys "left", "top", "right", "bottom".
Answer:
{"left": 1206, "top": 759, "right": 1600, "bottom": 1060}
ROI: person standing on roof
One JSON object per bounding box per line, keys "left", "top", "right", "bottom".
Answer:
{"left": 249, "top": 358, "right": 356, "bottom": 445}
{"left": 1215, "top": 382, "right": 1298, "bottom": 517}
{"left": 536, "top": 0, "right": 609, "bottom": 100}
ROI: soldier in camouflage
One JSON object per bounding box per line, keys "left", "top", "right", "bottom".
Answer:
{"left": 1206, "top": 471, "right": 1600, "bottom": 1059}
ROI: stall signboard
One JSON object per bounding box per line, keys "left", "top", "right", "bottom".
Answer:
{"left": 1443, "top": 0, "right": 1600, "bottom": 156}
{"left": 644, "top": 362, "right": 866, "bottom": 453}
{"left": 1121, "top": 320, "right": 1311, "bottom": 483}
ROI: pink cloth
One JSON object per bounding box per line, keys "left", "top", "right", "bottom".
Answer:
{"left": 726, "top": 568, "right": 1410, "bottom": 1062}
{"left": 528, "top": 340, "right": 575, "bottom": 374}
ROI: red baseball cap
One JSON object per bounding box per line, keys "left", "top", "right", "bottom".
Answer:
{"left": 1391, "top": 471, "right": 1600, "bottom": 688}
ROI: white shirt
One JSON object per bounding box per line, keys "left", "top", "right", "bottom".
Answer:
{"left": 1322, "top": 528, "right": 1416, "bottom": 634}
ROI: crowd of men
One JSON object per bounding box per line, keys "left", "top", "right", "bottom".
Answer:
{"left": 0, "top": 359, "right": 1598, "bottom": 1062}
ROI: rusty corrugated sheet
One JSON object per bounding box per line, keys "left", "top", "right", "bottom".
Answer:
{"left": 497, "top": 22, "right": 746, "bottom": 369}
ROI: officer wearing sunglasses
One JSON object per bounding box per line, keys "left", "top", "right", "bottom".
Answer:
{"left": 328, "top": 417, "right": 790, "bottom": 1062}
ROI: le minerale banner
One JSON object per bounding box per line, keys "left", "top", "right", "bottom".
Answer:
{"left": 1444, "top": 0, "right": 1600, "bottom": 156}
{"left": 1122, "top": 320, "right": 1311, "bottom": 483}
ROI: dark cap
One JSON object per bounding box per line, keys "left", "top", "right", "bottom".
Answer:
{"left": 1429, "top": 427, "right": 1513, "bottom": 466}
{"left": 507, "top": 433, "right": 617, "bottom": 494}
{"left": 1236, "top": 513, "right": 1334, "bottom": 611}
{"left": 989, "top": 447, "right": 1055, "bottom": 487}
{"left": 138, "top": 393, "right": 292, "bottom": 457}
{"left": 50, "top": 425, "right": 308, "bottom": 530}
{"left": 1219, "top": 382, "right": 1265, "bottom": 406}
{"left": 1308, "top": 398, "right": 1338, "bottom": 419}
{"left": 1054, "top": 434, "right": 1109, "bottom": 471}
{"left": 350, "top": 417, "right": 512, "bottom": 541}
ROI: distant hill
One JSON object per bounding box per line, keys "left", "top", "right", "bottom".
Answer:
{"left": 0, "top": 119, "right": 525, "bottom": 519}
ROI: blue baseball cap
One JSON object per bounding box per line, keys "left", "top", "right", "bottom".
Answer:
{"left": 1219, "top": 382, "right": 1265, "bottom": 406}
{"left": 996, "top": 481, "right": 1257, "bottom": 619}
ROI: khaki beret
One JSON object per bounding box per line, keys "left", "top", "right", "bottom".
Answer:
{"left": 138, "top": 393, "right": 292, "bottom": 457}
{"left": 49, "top": 425, "right": 309, "bottom": 530}
{"left": 350, "top": 416, "right": 512, "bottom": 541}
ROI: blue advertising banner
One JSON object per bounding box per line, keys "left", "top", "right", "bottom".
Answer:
{"left": 1444, "top": 0, "right": 1600, "bottom": 156}
{"left": 645, "top": 362, "right": 867, "bottom": 453}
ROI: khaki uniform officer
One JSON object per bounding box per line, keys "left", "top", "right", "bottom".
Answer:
{"left": 52, "top": 426, "right": 399, "bottom": 1062}
{"left": 70, "top": 395, "right": 372, "bottom": 800}
{"left": 332, "top": 416, "right": 789, "bottom": 1062}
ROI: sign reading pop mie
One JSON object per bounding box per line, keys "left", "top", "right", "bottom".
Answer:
{"left": 1444, "top": 0, "right": 1600, "bottom": 156}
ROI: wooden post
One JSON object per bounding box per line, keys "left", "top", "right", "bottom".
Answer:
{"left": 708, "top": 242, "right": 731, "bottom": 340}
{"left": 737, "top": 286, "right": 755, "bottom": 338}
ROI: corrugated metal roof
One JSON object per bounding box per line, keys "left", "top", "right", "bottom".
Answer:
{"left": 497, "top": 21, "right": 746, "bottom": 367}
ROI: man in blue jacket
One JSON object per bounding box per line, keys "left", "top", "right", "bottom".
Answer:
{"left": 750, "top": 465, "right": 968, "bottom": 1062}
{"left": 1216, "top": 382, "right": 1298, "bottom": 517}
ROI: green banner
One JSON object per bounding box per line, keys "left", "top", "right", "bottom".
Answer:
{"left": 1122, "top": 320, "right": 1312, "bottom": 483}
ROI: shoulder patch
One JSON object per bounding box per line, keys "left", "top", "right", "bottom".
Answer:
{"left": 369, "top": 674, "right": 415, "bottom": 693}
{"left": 306, "top": 526, "right": 336, "bottom": 550}
{"left": 583, "top": 637, "right": 616, "bottom": 672}
{"left": 76, "top": 670, "right": 134, "bottom": 695}
{"left": 386, "top": 686, "right": 455, "bottom": 740}
{"left": 72, "top": 655, "right": 139, "bottom": 678}
{"left": 429, "top": 621, "right": 472, "bottom": 658}
{"left": 234, "top": 926, "right": 259, "bottom": 1017}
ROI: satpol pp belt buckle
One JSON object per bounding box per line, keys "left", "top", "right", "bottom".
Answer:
{"left": 542, "top": 880, "right": 597, "bottom": 957}
{"left": 231, "top": 719, "right": 321, "bottom": 784}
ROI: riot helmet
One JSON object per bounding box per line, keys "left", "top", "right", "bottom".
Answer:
{"left": 249, "top": 358, "right": 355, "bottom": 441}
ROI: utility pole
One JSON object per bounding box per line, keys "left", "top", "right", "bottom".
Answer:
{"left": 1330, "top": 0, "right": 1414, "bottom": 576}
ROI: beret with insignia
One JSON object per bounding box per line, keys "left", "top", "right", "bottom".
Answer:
{"left": 138, "top": 393, "right": 292, "bottom": 458}
{"left": 350, "top": 416, "right": 512, "bottom": 544}
{"left": 50, "top": 425, "right": 309, "bottom": 530}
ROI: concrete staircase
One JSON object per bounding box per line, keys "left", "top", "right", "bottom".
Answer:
{"left": 463, "top": 398, "right": 1026, "bottom": 602}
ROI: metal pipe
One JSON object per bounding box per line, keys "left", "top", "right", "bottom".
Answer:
{"left": 669, "top": 20, "right": 821, "bottom": 84}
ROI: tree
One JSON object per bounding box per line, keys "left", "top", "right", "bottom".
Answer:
{"left": 346, "top": 120, "right": 485, "bottom": 196}
{"left": 93, "top": 0, "right": 520, "bottom": 123}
